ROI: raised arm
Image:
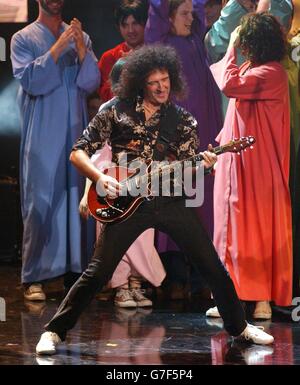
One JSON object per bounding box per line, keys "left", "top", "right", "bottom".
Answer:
{"left": 269, "top": 0, "right": 293, "bottom": 31}
{"left": 205, "top": 0, "right": 248, "bottom": 63}
{"left": 192, "top": 0, "right": 207, "bottom": 39}
{"left": 144, "top": 0, "right": 171, "bottom": 43}
{"left": 210, "top": 46, "right": 286, "bottom": 100}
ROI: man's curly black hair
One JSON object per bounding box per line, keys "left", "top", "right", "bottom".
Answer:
{"left": 238, "top": 12, "right": 286, "bottom": 65}
{"left": 114, "top": 44, "right": 186, "bottom": 100}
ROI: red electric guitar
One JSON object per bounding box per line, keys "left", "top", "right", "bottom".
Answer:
{"left": 87, "top": 136, "right": 256, "bottom": 224}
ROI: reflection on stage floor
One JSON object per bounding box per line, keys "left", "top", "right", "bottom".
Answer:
{"left": 0, "top": 264, "right": 300, "bottom": 365}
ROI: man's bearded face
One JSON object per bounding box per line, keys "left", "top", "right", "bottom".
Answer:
{"left": 38, "top": 0, "right": 64, "bottom": 16}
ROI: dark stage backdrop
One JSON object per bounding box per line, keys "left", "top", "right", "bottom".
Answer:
{"left": 0, "top": 0, "right": 123, "bottom": 176}
{"left": 0, "top": 0, "right": 123, "bottom": 258}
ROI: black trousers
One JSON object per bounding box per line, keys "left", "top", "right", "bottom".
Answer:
{"left": 45, "top": 197, "right": 246, "bottom": 339}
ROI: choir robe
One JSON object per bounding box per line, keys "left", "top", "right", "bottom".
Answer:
{"left": 211, "top": 46, "right": 292, "bottom": 305}
{"left": 145, "top": 0, "right": 222, "bottom": 248}
{"left": 11, "top": 21, "right": 100, "bottom": 283}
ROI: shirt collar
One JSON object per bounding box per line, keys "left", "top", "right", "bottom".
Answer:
{"left": 135, "top": 96, "right": 171, "bottom": 114}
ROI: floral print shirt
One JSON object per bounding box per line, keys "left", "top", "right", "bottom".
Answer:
{"left": 72, "top": 97, "right": 199, "bottom": 165}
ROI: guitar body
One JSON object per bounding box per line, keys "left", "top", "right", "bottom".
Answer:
{"left": 87, "top": 136, "right": 255, "bottom": 224}
{"left": 87, "top": 166, "right": 147, "bottom": 224}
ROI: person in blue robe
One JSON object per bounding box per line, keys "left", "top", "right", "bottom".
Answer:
{"left": 10, "top": 0, "right": 100, "bottom": 301}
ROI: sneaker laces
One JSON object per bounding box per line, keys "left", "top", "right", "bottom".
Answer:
{"left": 243, "top": 324, "right": 265, "bottom": 340}
{"left": 42, "top": 332, "right": 61, "bottom": 344}
{"left": 116, "top": 288, "right": 134, "bottom": 302}
{"left": 130, "top": 288, "right": 147, "bottom": 301}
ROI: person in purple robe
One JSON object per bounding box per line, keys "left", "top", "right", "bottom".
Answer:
{"left": 144, "top": 0, "right": 222, "bottom": 295}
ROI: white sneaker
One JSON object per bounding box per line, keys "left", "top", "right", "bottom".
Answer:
{"left": 206, "top": 306, "right": 221, "bottom": 318}
{"left": 114, "top": 288, "right": 137, "bottom": 308}
{"left": 130, "top": 288, "right": 152, "bottom": 307}
{"left": 36, "top": 332, "right": 61, "bottom": 355}
{"left": 205, "top": 317, "right": 224, "bottom": 329}
{"left": 237, "top": 323, "right": 274, "bottom": 345}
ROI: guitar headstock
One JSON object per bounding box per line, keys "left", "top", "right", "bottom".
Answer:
{"left": 218, "top": 136, "right": 256, "bottom": 155}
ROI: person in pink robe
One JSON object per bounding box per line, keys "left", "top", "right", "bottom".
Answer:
{"left": 208, "top": 12, "right": 293, "bottom": 319}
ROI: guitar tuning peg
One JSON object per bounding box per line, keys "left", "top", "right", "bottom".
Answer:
{"left": 237, "top": 152, "right": 240, "bottom": 155}
{"left": 244, "top": 149, "right": 247, "bottom": 152}
{"left": 250, "top": 146, "right": 254, "bottom": 149}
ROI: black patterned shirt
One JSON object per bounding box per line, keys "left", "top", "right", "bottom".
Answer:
{"left": 72, "top": 97, "right": 199, "bottom": 165}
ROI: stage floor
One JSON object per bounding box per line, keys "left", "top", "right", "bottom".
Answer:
{"left": 0, "top": 263, "right": 300, "bottom": 366}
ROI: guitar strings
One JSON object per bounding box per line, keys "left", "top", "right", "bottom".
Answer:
{"left": 117, "top": 137, "right": 253, "bottom": 190}
{"left": 117, "top": 144, "right": 221, "bottom": 189}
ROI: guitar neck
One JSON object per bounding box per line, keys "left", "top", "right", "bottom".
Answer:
{"left": 192, "top": 145, "right": 224, "bottom": 163}
{"left": 134, "top": 145, "right": 224, "bottom": 188}
{"left": 155, "top": 144, "right": 225, "bottom": 172}
{"left": 121, "top": 137, "right": 255, "bottom": 193}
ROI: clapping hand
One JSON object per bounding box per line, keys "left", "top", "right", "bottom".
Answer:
{"left": 70, "top": 18, "right": 87, "bottom": 62}
{"left": 50, "top": 27, "right": 75, "bottom": 62}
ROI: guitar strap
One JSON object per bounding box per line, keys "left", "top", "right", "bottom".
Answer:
{"left": 152, "top": 104, "right": 180, "bottom": 161}
{"left": 152, "top": 104, "right": 213, "bottom": 175}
